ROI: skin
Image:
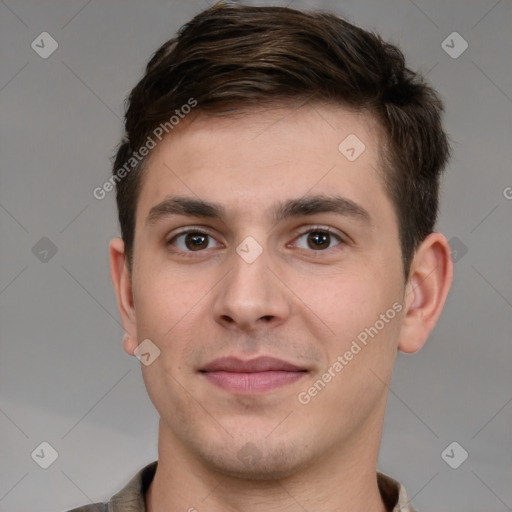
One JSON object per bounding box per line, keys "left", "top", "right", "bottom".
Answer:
{"left": 110, "top": 102, "right": 453, "bottom": 512}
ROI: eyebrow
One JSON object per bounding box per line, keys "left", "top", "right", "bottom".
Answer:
{"left": 145, "top": 194, "right": 371, "bottom": 226}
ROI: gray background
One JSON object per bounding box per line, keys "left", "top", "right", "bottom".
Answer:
{"left": 0, "top": 0, "right": 511, "bottom": 511}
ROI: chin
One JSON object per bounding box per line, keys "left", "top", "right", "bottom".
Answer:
{"left": 198, "top": 438, "right": 310, "bottom": 481}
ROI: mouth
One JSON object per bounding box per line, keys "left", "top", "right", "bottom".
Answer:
{"left": 199, "top": 356, "right": 308, "bottom": 394}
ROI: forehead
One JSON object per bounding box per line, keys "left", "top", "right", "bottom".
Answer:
{"left": 135, "top": 103, "right": 392, "bottom": 228}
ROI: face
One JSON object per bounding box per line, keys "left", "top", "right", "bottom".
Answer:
{"left": 126, "top": 103, "right": 407, "bottom": 479}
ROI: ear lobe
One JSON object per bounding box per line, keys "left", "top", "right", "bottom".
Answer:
{"left": 397, "top": 232, "right": 453, "bottom": 354}
{"left": 109, "top": 237, "right": 139, "bottom": 356}
{"left": 122, "top": 332, "right": 138, "bottom": 357}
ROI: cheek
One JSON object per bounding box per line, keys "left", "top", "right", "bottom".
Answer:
{"left": 140, "top": 360, "right": 198, "bottom": 434}
{"left": 297, "top": 269, "right": 382, "bottom": 333}
{"left": 294, "top": 263, "right": 403, "bottom": 368}
{"left": 133, "top": 269, "right": 200, "bottom": 337}
{"left": 297, "top": 270, "right": 401, "bottom": 424}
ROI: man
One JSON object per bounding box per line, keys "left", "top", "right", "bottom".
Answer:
{"left": 72, "top": 3, "right": 453, "bottom": 511}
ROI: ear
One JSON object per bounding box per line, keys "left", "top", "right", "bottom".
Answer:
{"left": 109, "top": 237, "right": 138, "bottom": 356}
{"left": 397, "top": 232, "right": 453, "bottom": 354}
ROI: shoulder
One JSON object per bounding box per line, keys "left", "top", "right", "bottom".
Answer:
{"left": 63, "top": 460, "right": 157, "bottom": 512}
{"left": 377, "top": 472, "right": 419, "bottom": 512}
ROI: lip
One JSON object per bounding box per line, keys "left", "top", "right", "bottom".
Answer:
{"left": 200, "top": 356, "right": 305, "bottom": 373}
{"left": 200, "top": 356, "right": 308, "bottom": 394}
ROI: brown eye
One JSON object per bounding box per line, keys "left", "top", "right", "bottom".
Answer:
{"left": 167, "top": 230, "right": 222, "bottom": 254}
{"left": 307, "top": 232, "right": 330, "bottom": 250}
{"left": 184, "top": 233, "right": 208, "bottom": 251}
{"left": 294, "top": 229, "right": 342, "bottom": 251}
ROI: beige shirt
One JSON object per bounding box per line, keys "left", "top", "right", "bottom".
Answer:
{"left": 67, "top": 460, "right": 418, "bottom": 512}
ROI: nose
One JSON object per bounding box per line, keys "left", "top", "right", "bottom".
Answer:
{"left": 212, "top": 244, "right": 291, "bottom": 332}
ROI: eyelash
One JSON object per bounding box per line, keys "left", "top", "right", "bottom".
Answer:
{"left": 165, "top": 226, "right": 345, "bottom": 257}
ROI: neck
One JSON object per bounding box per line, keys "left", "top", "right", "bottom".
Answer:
{"left": 146, "top": 415, "right": 388, "bottom": 512}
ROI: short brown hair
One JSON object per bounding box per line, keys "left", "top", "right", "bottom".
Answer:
{"left": 112, "top": 3, "right": 450, "bottom": 279}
